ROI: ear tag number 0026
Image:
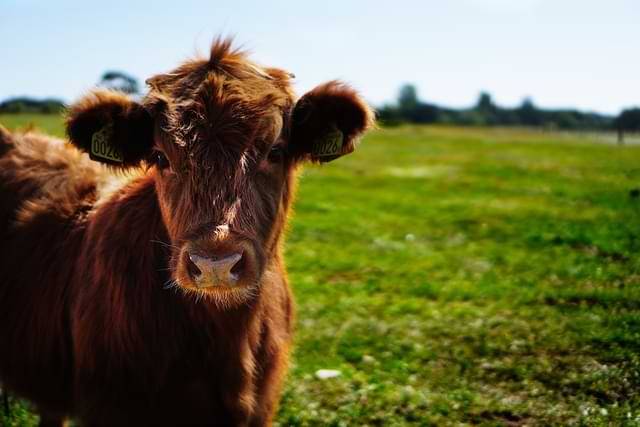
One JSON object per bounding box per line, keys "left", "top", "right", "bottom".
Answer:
{"left": 90, "top": 123, "right": 124, "bottom": 164}
{"left": 312, "top": 125, "right": 343, "bottom": 158}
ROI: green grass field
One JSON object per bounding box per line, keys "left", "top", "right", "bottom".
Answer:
{"left": 1, "top": 114, "right": 640, "bottom": 426}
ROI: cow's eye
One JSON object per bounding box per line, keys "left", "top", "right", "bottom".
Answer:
{"left": 268, "top": 144, "right": 285, "bottom": 163}
{"left": 155, "top": 152, "right": 170, "bottom": 170}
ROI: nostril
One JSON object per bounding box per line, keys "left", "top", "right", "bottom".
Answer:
{"left": 213, "top": 252, "right": 242, "bottom": 283}
{"left": 186, "top": 253, "right": 203, "bottom": 279}
{"left": 229, "top": 252, "right": 245, "bottom": 280}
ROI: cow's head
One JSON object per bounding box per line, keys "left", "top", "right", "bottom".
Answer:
{"left": 66, "top": 38, "right": 374, "bottom": 305}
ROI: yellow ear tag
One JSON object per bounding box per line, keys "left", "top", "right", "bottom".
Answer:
{"left": 312, "top": 125, "right": 343, "bottom": 159}
{"left": 90, "top": 123, "right": 124, "bottom": 164}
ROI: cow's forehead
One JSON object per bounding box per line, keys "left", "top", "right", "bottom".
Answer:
{"left": 145, "top": 39, "right": 295, "bottom": 112}
{"left": 144, "top": 39, "right": 295, "bottom": 171}
{"left": 159, "top": 85, "right": 289, "bottom": 155}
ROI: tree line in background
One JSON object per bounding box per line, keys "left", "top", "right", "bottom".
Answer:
{"left": 378, "top": 84, "right": 640, "bottom": 139}
{"left": 0, "top": 97, "right": 66, "bottom": 114}
{"left": 0, "top": 71, "right": 138, "bottom": 115}
{"left": 1, "top": 77, "right": 639, "bottom": 138}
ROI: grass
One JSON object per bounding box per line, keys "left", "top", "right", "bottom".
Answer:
{"left": 1, "top": 114, "right": 640, "bottom": 426}
{"left": 0, "top": 113, "right": 67, "bottom": 136}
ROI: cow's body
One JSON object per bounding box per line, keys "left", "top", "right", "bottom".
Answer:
{"left": 0, "top": 128, "right": 293, "bottom": 425}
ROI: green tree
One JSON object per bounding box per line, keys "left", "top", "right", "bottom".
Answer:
{"left": 614, "top": 108, "right": 640, "bottom": 144}
{"left": 476, "top": 92, "right": 494, "bottom": 112}
{"left": 517, "top": 97, "right": 542, "bottom": 126}
{"left": 99, "top": 71, "right": 139, "bottom": 94}
{"left": 398, "top": 84, "right": 418, "bottom": 112}
{"left": 474, "top": 91, "right": 500, "bottom": 125}
{"left": 395, "top": 84, "right": 439, "bottom": 124}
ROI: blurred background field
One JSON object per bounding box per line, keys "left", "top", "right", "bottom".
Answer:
{"left": 1, "top": 114, "right": 639, "bottom": 425}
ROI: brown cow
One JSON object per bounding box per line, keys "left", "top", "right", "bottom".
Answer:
{"left": 0, "top": 38, "right": 374, "bottom": 426}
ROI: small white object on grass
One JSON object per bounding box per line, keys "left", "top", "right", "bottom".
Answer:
{"left": 315, "top": 369, "right": 341, "bottom": 380}
{"left": 362, "top": 354, "right": 376, "bottom": 364}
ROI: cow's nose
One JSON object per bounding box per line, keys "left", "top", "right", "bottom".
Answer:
{"left": 187, "top": 251, "right": 243, "bottom": 287}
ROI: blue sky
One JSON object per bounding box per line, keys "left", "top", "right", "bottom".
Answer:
{"left": 1, "top": 0, "right": 638, "bottom": 114}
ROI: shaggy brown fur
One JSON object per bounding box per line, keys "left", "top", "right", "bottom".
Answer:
{"left": 0, "top": 38, "right": 374, "bottom": 426}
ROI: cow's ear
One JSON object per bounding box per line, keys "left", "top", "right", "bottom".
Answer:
{"left": 289, "top": 81, "right": 375, "bottom": 163}
{"left": 65, "top": 90, "right": 154, "bottom": 167}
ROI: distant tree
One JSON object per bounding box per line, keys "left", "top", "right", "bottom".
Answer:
{"left": 395, "top": 84, "right": 439, "bottom": 124}
{"left": 548, "top": 110, "right": 581, "bottom": 130}
{"left": 40, "top": 99, "right": 66, "bottom": 114}
{"left": 412, "top": 103, "right": 440, "bottom": 123}
{"left": 476, "top": 92, "right": 494, "bottom": 111}
{"left": 99, "top": 71, "right": 139, "bottom": 94}
{"left": 0, "top": 97, "right": 65, "bottom": 114}
{"left": 474, "top": 91, "right": 501, "bottom": 125}
{"left": 614, "top": 108, "right": 640, "bottom": 144}
{"left": 376, "top": 105, "right": 402, "bottom": 126}
{"left": 517, "top": 97, "right": 543, "bottom": 126}
{"left": 398, "top": 84, "right": 419, "bottom": 112}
